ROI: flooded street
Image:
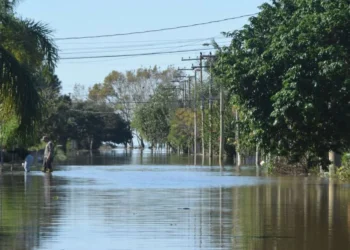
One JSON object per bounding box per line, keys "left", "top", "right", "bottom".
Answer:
{"left": 0, "top": 150, "right": 349, "bottom": 250}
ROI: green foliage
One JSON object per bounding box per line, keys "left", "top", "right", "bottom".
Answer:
{"left": 336, "top": 167, "right": 350, "bottom": 180}
{"left": 335, "top": 166, "right": 350, "bottom": 180}
{"left": 68, "top": 100, "right": 133, "bottom": 150}
{"left": 88, "top": 66, "right": 180, "bottom": 147}
{"left": 39, "top": 95, "right": 76, "bottom": 150}
{"left": 197, "top": 79, "right": 238, "bottom": 157}
{"left": 214, "top": 0, "right": 350, "bottom": 168}
{"left": 40, "top": 96, "right": 132, "bottom": 151}
{"left": 54, "top": 147, "right": 67, "bottom": 161}
{"left": 342, "top": 153, "right": 350, "bottom": 169}
{"left": 0, "top": 0, "right": 58, "bottom": 143}
{"left": 132, "top": 84, "right": 178, "bottom": 145}
{"left": 337, "top": 153, "right": 350, "bottom": 180}
{"left": 168, "top": 108, "right": 194, "bottom": 149}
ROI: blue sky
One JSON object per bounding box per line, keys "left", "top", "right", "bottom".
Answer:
{"left": 17, "top": 0, "right": 266, "bottom": 94}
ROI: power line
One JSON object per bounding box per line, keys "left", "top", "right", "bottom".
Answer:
{"left": 59, "top": 43, "right": 230, "bottom": 55}
{"left": 60, "top": 48, "right": 214, "bottom": 60}
{"left": 55, "top": 13, "right": 257, "bottom": 40}
{"left": 60, "top": 58, "right": 193, "bottom": 65}
{"left": 57, "top": 36, "right": 225, "bottom": 45}
{"left": 59, "top": 38, "right": 211, "bottom": 51}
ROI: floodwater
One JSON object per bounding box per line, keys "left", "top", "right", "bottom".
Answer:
{"left": 0, "top": 149, "right": 349, "bottom": 250}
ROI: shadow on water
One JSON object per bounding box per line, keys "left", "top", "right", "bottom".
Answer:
{"left": 0, "top": 149, "right": 349, "bottom": 250}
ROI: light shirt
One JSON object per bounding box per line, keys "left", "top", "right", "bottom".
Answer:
{"left": 44, "top": 141, "right": 54, "bottom": 159}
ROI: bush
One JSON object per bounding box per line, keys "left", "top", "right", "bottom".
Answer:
{"left": 268, "top": 156, "right": 308, "bottom": 175}
{"left": 54, "top": 147, "right": 67, "bottom": 162}
{"left": 342, "top": 153, "right": 350, "bottom": 168}
{"left": 337, "top": 154, "right": 350, "bottom": 180}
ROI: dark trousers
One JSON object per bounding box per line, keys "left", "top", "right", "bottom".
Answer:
{"left": 43, "top": 157, "right": 53, "bottom": 170}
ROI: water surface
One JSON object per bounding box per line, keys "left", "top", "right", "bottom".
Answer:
{"left": 0, "top": 149, "right": 349, "bottom": 250}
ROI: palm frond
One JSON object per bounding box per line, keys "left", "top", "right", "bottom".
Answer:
{"left": 0, "top": 0, "right": 22, "bottom": 13}
{"left": 0, "top": 14, "right": 58, "bottom": 71}
{"left": 211, "top": 39, "right": 222, "bottom": 52}
{"left": 21, "top": 18, "right": 59, "bottom": 71}
{"left": 0, "top": 45, "right": 42, "bottom": 139}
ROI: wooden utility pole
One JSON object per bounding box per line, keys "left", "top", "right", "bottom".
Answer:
{"left": 218, "top": 57, "right": 225, "bottom": 167}
{"left": 179, "top": 67, "right": 196, "bottom": 158}
{"left": 219, "top": 87, "right": 224, "bottom": 166}
{"left": 182, "top": 55, "right": 205, "bottom": 159}
{"left": 202, "top": 53, "right": 216, "bottom": 165}
{"left": 200, "top": 53, "right": 205, "bottom": 159}
{"left": 188, "top": 76, "right": 191, "bottom": 108}
{"left": 182, "top": 53, "right": 216, "bottom": 165}
{"left": 209, "top": 58, "right": 213, "bottom": 164}
{"left": 193, "top": 71, "right": 198, "bottom": 162}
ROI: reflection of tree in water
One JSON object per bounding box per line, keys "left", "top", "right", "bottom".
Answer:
{"left": 0, "top": 173, "right": 66, "bottom": 250}
{"left": 348, "top": 203, "right": 350, "bottom": 240}
{"left": 175, "top": 179, "right": 350, "bottom": 250}
{"left": 227, "top": 179, "right": 350, "bottom": 250}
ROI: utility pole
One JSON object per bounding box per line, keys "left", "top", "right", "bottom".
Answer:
{"left": 182, "top": 56, "right": 205, "bottom": 160}
{"left": 202, "top": 53, "right": 216, "bottom": 165}
{"left": 188, "top": 76, "right": 191, "bottom": 108}
{"left": 182, "top": 53, "right": 216, "bottom": 165}
{"left": 200, "top": 53, "right": 204, "bottom": 159}
{"left": 208, "top": 55, "right": 213, "bottom": 165}
{"left": 179, "top": 67, "right": 196, "bottom": 157}
{"left": 193, "top": 71, "right": 198, "bottom": 163}
{"left": 189, "top": 55, "right": 206, "bottom": 160}
{"left": 219, "top": 86, "right": 224, "bottom": 166}
{"left": 218, "top": 57, "right": 225, "bottom": 166}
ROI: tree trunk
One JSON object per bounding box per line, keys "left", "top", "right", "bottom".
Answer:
{"left": 140, "top": 137, "right": 145, "bottom": 149}
{"left": 235, "top": 110, "right": 241, "bottom": 169}
{"left": 328, "top": 151, "right": 336, "bottom": 174}
{"left": 89, "top": 137, "right": 93, "bottom": 151}
{"left": 255, "top": 143, "right": 260, "bottom": 168}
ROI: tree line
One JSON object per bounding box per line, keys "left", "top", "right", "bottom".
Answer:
{"left": 1, "top": 0, "right": 350, "bottom": 174}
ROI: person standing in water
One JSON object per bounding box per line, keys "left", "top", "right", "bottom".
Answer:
{"left": 41, "top": 136, "right": 54, "bottom": 172}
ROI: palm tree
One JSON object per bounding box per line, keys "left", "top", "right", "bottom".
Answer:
{"left": 0, "top": 0, "right": 58, "bottom": 141}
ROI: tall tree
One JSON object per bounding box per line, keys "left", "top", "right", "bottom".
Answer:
{"left": 132, "top": 84, "right": 179, "bottom": 147}
{"left": 70, "top": 101, "right": 132, "bottom": 150}
{"left": 88, "top": 66, "right": 180, "bottom": 147}
{"left": 0, "top": 0, "right": 58, "bottom": 143}
{"left": 214, "top": 0, "right": 350, "bottom": 169}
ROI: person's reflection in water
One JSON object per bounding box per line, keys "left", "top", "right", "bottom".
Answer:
{"left": 44, "top": 173, "right": 52, "bottom": 207}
